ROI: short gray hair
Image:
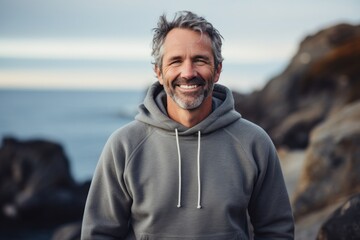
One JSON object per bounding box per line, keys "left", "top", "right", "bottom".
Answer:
{"left": 151, "top": 11, "right": 224, "bottom": 70}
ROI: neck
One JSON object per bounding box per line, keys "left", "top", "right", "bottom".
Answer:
{"left": 166, "top": 96, "right": 213, "bottom": 128}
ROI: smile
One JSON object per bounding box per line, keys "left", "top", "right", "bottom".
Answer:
{"left": 179, "top": 85, "right": 199, "bottom": 89}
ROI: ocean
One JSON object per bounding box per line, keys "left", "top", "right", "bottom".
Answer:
{"left": 0, "top": 88, "right": 145, "bottom": 183}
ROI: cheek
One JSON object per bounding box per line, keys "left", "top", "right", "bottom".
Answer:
{"left": 161, "top": 69, "right": 177, "bottom": 84}
{"left": 200, "top": 68, "right": 218, "bottom": 82}
{"left": 158, "top": 74, "right": 172, "bottom": 88}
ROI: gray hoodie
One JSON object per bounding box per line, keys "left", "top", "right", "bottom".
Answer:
{"left": 81, "top": 82, "right": 294, "bottom": 239}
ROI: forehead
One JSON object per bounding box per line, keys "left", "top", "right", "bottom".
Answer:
{"left": 162, "top": 28, "right": 213, "bottom": 57}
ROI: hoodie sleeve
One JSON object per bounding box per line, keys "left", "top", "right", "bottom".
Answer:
{"left": 247, "top": 131, "right": 294, "bottom": 240}
{"left": 81, "top": 132, "right": 132, "bottom": 239}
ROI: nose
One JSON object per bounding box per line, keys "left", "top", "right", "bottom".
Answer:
{"left": 180, "top": 61, "right": 197, "bottom": 80}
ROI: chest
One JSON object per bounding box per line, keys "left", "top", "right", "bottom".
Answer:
{"left": 124, "top": 133, "right": 258, "bottom": 212}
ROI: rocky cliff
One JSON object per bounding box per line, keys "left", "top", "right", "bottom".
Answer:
{"left": 234, "top": 23, "right": 360, "bottom": 149}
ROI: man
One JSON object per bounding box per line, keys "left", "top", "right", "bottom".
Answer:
{"left": 82, "top": 11, "right": 294, "bottom": 239}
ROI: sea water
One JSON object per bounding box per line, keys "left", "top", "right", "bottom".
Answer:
{"left": 0, "top": 88, "right": 145, "bottom": 183}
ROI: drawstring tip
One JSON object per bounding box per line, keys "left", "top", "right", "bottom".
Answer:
{"left": 197, "top": 205, "right": 202, "bottom": 209}
{"left": 177, "top": 204, "right": 181, "bottom": 208}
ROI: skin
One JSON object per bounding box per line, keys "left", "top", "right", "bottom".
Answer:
{"left": 155, "top": 28, "right": 222, "bottom": 128}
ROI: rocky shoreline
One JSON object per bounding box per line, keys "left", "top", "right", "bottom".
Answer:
{"left": 0, "top": 137, "right": 89, "bottom": 239}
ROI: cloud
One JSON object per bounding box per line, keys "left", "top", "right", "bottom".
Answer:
{"left": 0, "top": 0, "right": 358, "bottom": 90}
{"left": 0, "top": 37, "right": 296, "bottom": 64}
{"left": 0, "top": 38, "right": 151, "bottom": 60}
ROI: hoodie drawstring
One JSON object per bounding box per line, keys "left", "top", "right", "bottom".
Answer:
{"left": 175, "top": 129, "right": 182, "bottom": 208}
{"left": 175, "top": 129, "right": 202, "bottom": 209}
{"left": 197, "top": 131, "right": 202, "bottom": 209}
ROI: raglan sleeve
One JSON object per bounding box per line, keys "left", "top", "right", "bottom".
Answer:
{"left": 81, "top": 132, "right": 133, "bottom": 239}
{"left": 248, "top": 130, "right": 295, "bottom": 240}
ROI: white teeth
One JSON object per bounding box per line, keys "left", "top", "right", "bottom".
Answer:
{"left": 179, "top": 85, "right": 198, "bottom": 89}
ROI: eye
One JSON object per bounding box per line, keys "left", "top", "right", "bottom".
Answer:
{"left": 194, "top": 57, "right": 209, "bottom": 65}
{"left": 166, "top": 57, "right": 183, "bottom": 67}
{"left": 169, "top": 60, "right": 181, "bottom": 66}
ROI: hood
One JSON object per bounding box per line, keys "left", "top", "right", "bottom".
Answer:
{"left": 135, "top": 82, "right": 241, "bottom": 135}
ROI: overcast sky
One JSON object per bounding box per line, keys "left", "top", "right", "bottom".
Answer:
{"left": 1, "top": 0, "right": 359, "bottom": 39}
{"left": 0, "top": 0, "right": 359, "bottom": 90}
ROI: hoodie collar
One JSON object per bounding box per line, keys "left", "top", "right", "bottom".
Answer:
{"left": 135, "top": 82, "right": 241, "bottom": 135}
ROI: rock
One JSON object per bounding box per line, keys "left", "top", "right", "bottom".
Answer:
{"left": 234, "top": 23, "right": 360, "bottom": 149}
{"left": 0, "top": 137, "right": 90, "bottom": 227}
{"left": 316, "top": 193, "right": 360, "bottom": 240}
{"left": 294, "top": 202, "right": 342, "bottom": 240}
{"left": 291, "top": 101, "right": 360, "bottom": 219}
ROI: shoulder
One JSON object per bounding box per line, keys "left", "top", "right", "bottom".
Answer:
{"left": 225, "top": 118, "right": 273, "bottom": 145}
{"left": 110, "top": 120, "right": 151, "bottom": 140}
{"left": 224, "top": 118, "right": 277, "bottom": 161}
{"left": 224, "top": 118, "right": 279, "bottom": 171}
{"left": 104, "top": 120, "right": 154, "bottom": 156}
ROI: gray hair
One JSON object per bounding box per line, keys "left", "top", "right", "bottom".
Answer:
{"left": 151, "top": 11, "right": 224, "bottom": 70}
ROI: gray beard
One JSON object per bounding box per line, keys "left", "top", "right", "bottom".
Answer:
{"left": 171, "top": 92, "right": 205, "bottom": 110}
{"left": 162, "top": 75, "right": 216, "bottom": 110}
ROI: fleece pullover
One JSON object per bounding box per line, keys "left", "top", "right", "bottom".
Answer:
{"left": 81, "top": 82, "right": 294, "bottom": 240}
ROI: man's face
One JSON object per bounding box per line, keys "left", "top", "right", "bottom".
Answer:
{"left": 156, "top": 28, "right": 222, "bottom": 110}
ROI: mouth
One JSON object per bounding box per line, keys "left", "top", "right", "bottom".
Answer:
{"left": 173, "top": 77, "right": 205, "bottom": 91}
{"left": 178, "top": 84, "right": 200, "bottom": 89}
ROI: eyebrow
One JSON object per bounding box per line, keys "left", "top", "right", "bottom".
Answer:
{"left": 167, "top": 56, "right": 183, "bottom": 62}
{"left": 166, "top": 54, "right": 211, "bottom": 62}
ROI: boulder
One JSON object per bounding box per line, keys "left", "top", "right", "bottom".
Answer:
{"left": 291, "top": 101, "right": 360, "bottom": 219}
{"left": 316, "top": 193, "right": 360, "bottom": 240}
{"left": 234, "top": 23, "right": 360, "bottom": 149}
{"left": 0, "top": 137, "right": 90, "bottom": 227}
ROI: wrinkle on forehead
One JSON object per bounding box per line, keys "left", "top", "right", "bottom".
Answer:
{"left": 162, "top": 28, "right": 213, "bottom": 61}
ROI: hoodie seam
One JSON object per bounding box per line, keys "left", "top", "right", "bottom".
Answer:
{"left": 125, "top": 124, "right": 155, "bottom": 170}
{"left": 223, "top": 126, "right": 259, "bottom": 174}
{"left": 123, "top": 124, "right": 156, "bottom": 195}
{"left": 223, "top": 122, "right": 273, "bottom": 201}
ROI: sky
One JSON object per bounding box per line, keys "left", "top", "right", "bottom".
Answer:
{"left": 0, "top": 0, "right": 359, "bottom": 92}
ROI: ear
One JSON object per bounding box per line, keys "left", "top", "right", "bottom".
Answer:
{"left": 214, "top": 62, "right": 222, "bottom": 83}
{"left": 155, "top": 65, "right": 164, "bottom": 85}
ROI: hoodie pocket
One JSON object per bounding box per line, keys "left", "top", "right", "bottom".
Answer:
{"left": 139, "top": 231, "right": 246, "bottom": 240}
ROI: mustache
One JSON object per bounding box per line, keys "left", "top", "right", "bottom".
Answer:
{"left": 172, "top": 77, "right": 206, "bottom": 87}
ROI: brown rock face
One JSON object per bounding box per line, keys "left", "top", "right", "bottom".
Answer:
{"left": 234, "top": 23, "right": 360, "bottom": 149}
{"left": 292, "top": 101, "right": 360, "bottom": 219}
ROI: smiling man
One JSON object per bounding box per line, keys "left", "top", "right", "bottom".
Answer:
{"left": 82, "top": 11, "right": 294, "bottom": 240}
{"left": 156, "top": 28, "right": 221, "bottom": 128}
